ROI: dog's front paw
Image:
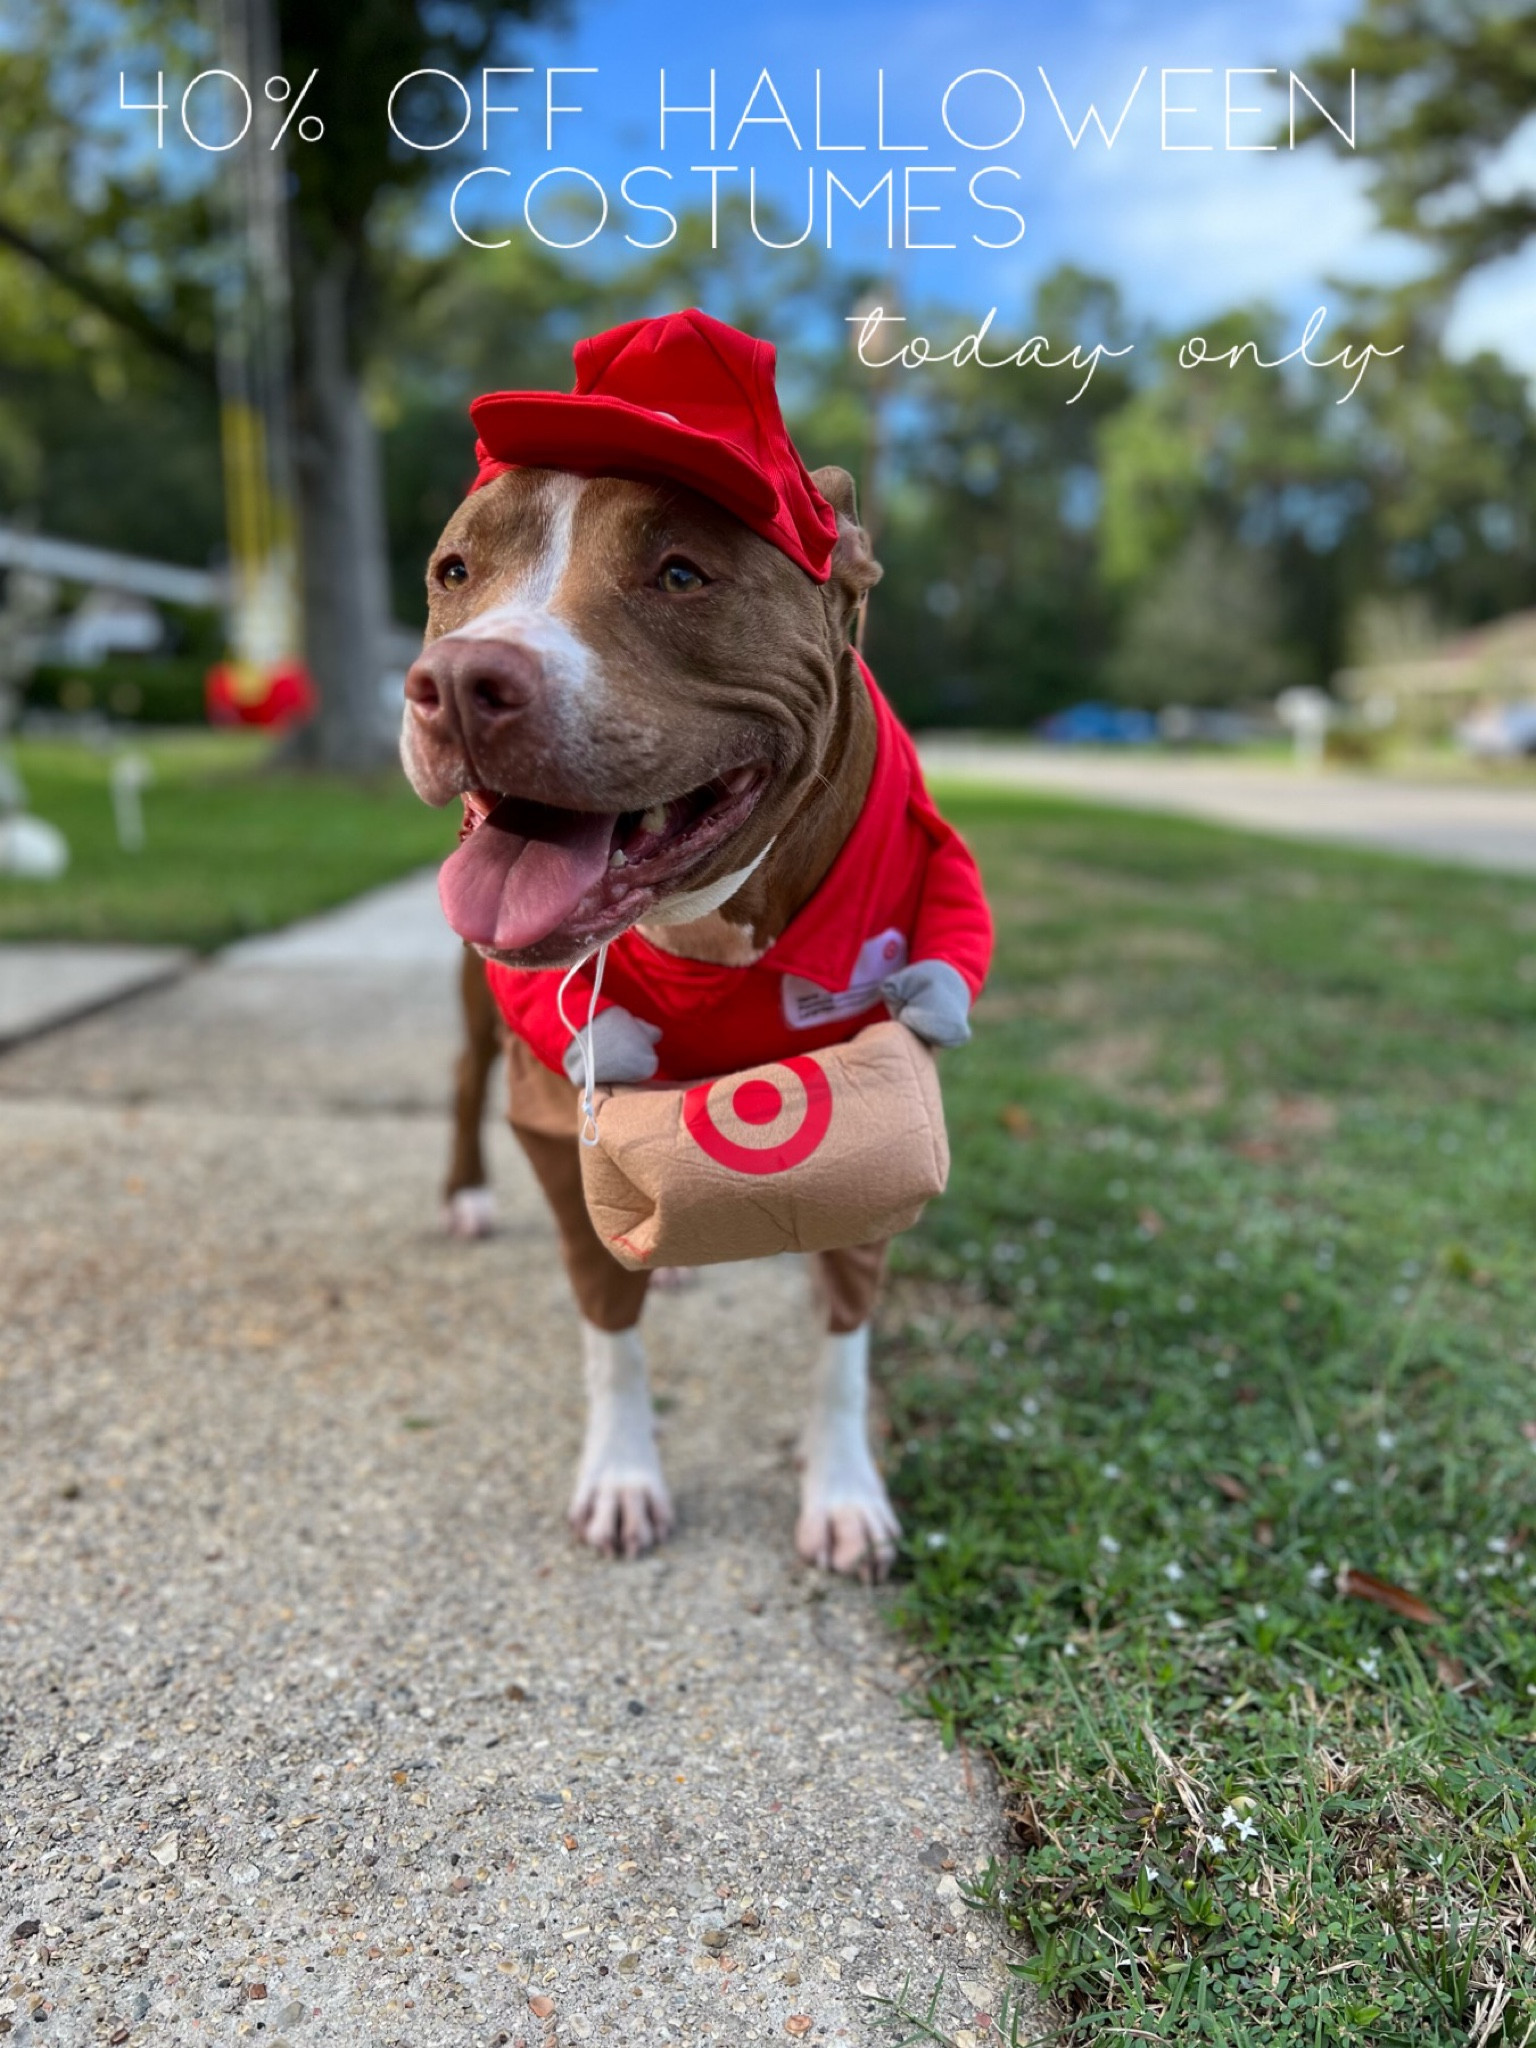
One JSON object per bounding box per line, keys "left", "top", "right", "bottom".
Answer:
{"left": 796, "top": 1450, "right": 901, "bottom": 1583}
{"left": 569, "top": 1326, "right": 674, "bottom": 1560}
{"left": 569, "top": 1457, "right": 674, "bottom": 1560}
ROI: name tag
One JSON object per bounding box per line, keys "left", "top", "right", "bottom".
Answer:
{"left": 781, "top": 928, "right": 908, "bottom": 1030}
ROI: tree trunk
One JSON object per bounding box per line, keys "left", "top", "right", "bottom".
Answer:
{"left": 288, "top": 238, "right": 395, "bottom": 770}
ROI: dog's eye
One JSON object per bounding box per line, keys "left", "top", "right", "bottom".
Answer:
{"left": 437, "top": 556, "right": 468, "bottom": 589}
{"left": 655, "top": 558, "right": 708, "bottom": 594}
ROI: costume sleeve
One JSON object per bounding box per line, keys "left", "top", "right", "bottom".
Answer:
{"left": 486, "top": 960, "right": 616, "bottom": 1075}
{"left": 910, "top": 815, "right": 993, "bottom": 998}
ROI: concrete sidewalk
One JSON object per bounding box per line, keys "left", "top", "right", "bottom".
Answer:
{"left": 920, "top": 740, "right": 1536, "bottom": 876}
{"left": 0, "top": 877, "right": 1032, "bottom": 2048}
{"left": 0, "top": 944, "right": 190, "bottom": 1049}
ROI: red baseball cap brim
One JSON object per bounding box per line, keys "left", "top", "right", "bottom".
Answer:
{"left": 469, "top": 390, "right": 781, "bottom": 526}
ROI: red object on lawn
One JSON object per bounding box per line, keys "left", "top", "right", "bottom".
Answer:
{"left": 467, "top": 308, "right": 840, "bottom": 583}
{"left": 205, "top": 658, "right": 317, "bottom": 729}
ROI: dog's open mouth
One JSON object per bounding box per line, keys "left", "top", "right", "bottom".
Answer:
{"left": 437, "top": 766, "right": 768, "bottom": 957}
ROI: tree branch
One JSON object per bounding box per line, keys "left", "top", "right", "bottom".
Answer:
{"left": 0, "top": 210, "right": 217, "bottom": 389}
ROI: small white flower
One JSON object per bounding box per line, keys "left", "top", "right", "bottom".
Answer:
{"left": 1093, "top": 1261, "right": 1116, "bottom": 1283}
{"left": 1488, "top": 1536, "right": 1509, "bottom": 1555}
{"left": 1331, "top": 1478, "right": 1353, "bottom": 1496}
{"left": 1101, "top": 1461, "right": 1123, "bottom": 1480}
{"left": 1163, "top": 1561, "right": 1185, "bottom": 1583}
{"left": 1021, "top": 1396, "right": 1040, "bottom": 1417}
{"left": 924, "top": 1531, "right": 949, "bottom": 1551}
{"left": 1376, "top": 1430, "right": 1396, "bottom": 1451}
{"left": 1204, "top": 1834, "right": 1227, "bottom": 1856}
{"left": 1143, "top": 1864, "right": 1161, "bottom": 1885}
{"left": 1219, "top": 1807, "right": 1260, "bottom": 1844}
{"left": 1165, "top": 1609, "right": 1187, "bottom": 1632}
{"left": 1303, "top": 1448, "right": 1324, "bottom": 1469}
{"left": 1358, "top": 1652, "right": 1380, "bottom": 1680}
{"left": 1099, "top": 1534, "right": 1121, "bottom": 1556}
{"left": 988, "top": 1421, "right": 1014, "bottom": 1442}
{"left": 1012, "top": 1631, "right": 1030, "bottom": 1649}
{"left": 1062, "top": 1640, "right": 1079, "bottom": 1658}
{"left": 1252, "top": 1604, "right": 1268, "bottom": 1621}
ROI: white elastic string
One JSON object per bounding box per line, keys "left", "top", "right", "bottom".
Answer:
{"left": 556, "top": 941, "right": 609, "bottom": 1147}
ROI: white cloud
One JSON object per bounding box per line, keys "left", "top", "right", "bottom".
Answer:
{"left": 1446, "top": 249, "right": 1536, "bottom": 382}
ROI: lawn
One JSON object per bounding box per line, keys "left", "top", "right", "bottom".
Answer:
{"left": 0, "top": 735, "right": 457, "bottom": 947}
{"left": 880, "top": 790, "right": 1536, "bottom": 2047}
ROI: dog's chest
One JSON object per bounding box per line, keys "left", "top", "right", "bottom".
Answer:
{"left": 636, "top": 910, "right": 767, "bottom": 967}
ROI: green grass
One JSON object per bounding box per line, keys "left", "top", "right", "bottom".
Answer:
{"left": 881, "top": 789, "right": 1536, "bottom": 2047}
{"left": 0, "top": 735, "right": 456, "bottom": 948}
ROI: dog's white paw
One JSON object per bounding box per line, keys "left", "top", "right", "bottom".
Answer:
{"left": 569, "top": 1325, "right": 673, "bottom": 1560}
{"left": 569, "top": 1464, "right": 675, "bottom": 1560}
{"left": 796, "top": 1455, "right": 901, "bottom": 1582}
{"left": 444, "top": 1185, "right": 497, "bottom": 1238}
{"left": 796, "top": 1326, "right": 900, "bottom": 1582}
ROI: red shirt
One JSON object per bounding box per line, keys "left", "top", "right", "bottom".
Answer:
{"left": 487, "top": 662, "right": 992, "bottom": 1082}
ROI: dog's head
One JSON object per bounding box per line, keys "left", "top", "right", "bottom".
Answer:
{"left": 401, "top": 464, "right": 879, "bottom": 968}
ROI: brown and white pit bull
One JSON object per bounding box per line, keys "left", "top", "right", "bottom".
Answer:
{"left": 400, "top": 317, "right": 988, "bottom": 1581}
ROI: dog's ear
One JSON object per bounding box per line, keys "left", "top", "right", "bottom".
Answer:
{"left": 812, "top": 465, "right": 882, "bottom": 641}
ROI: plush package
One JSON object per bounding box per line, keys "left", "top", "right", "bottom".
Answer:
{"left": 578, "top": 1019, "right": 949, "bottom": 1269}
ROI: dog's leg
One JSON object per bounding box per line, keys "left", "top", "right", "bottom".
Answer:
{"left": 568, "top": 1321, "right": 674, "bottom": 1560}
{"left": 508, "top": 1106, "right": 667, "bottom": 1558}
{"left": 795, "top": 1321, "right": 900, "bottom": 1582}
{"left": 444, "top": 946, "right": 502, "bottom": 1237}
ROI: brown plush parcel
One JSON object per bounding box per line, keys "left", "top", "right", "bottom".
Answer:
{"left": 579, "top": 1019, "right": 949, "bottom": 1270}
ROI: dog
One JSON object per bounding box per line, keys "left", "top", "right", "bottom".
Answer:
{"left": 441, "top": 944, "right": 503, "bottom": 1239}
{"left": 401, "top": 310, "right": 991, "bottom": 1579}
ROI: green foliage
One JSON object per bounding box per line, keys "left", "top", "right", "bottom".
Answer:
{"left": 26, "top": 656, "right": 209, "bottom": 725}
{"left": 885, "top": 790, "right": 1536, "bottom": 2042}
{"left": 863, "top": 272, "right": 1139, "bottom": 727}
{"left": 4, "top": 2, "right": 1536, "bottom": 730}
{"left": 1300, "top": 0, "right": 1536, "bottom": 281}
{"left": 1105, "top": 526, "right": 1303, "bottom": 707}
{"left": 1095, "top": 307, "right": 1536, "bottom": 705}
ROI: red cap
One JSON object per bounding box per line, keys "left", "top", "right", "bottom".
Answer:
{"left": 467, "top": 309, "right": 839, "bottom": 583}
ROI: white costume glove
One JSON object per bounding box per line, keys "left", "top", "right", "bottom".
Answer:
{"left": 562, "top": 1004, "right": 662, "bottom": 1086}
{"left": 881, "top": 959, "right": 973, "bottom": 1047}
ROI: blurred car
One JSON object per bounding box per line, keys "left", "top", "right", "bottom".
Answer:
{"left": 1037, "top": 701, "right": 1158, "bottom": 745}
{"left": 1456, "top": 701, "right": 1536, "bottom": 759}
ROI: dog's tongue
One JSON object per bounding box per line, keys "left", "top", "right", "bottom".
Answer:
{"left": 438, "top": 796, "right": 615, "bottom": 949}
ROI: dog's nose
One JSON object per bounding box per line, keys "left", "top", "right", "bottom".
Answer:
{"left": 404, "top": 638, "right": 540, "bottom": 733}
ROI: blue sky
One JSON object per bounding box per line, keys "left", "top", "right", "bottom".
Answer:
{"left": 411, "top": 0, "right": 1536, "bottom": 376}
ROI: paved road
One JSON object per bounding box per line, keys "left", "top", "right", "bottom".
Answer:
{"left": 0, "top": 877, "right": 1030, "bottom": 2048}
{"left": 919, "top": 741, "right": 1536, "bottom": 877}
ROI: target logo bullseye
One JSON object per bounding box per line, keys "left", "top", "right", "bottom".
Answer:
{"left": 682, "top": 1057, "right": 833, "bottom": 1175}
